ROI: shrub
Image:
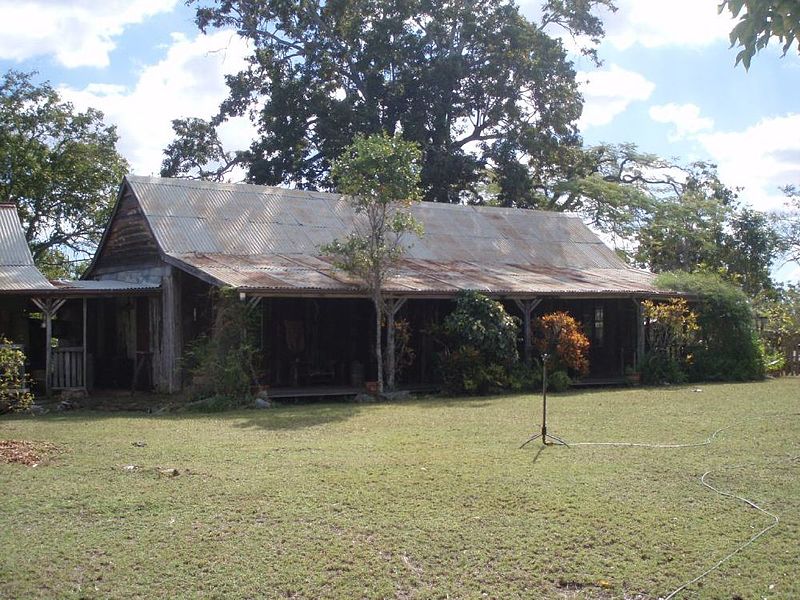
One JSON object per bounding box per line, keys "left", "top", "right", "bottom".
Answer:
{"left": 655, "top": 272, "right": 764, "bottom": 381}
{"left": 640, "top": 351, "right": 688, "bottom": 385}
{"left": 531, "top": 312, "right": 590, "bottom": 377}
{"left": 438, "top": 291, "right": 519, "bottom": 395}
{"left": 183, "top": 287, "right": 262, "bottom": 405}
{"left": 547, "top": 370, "right": 572, "bottom": 393}
{"left": 640, "top": 298, "right": 698, "bottom": 383}
{"left": 0, "top": 338, "right": 33, "bottom": 414}
{"left": 508, "top": 360, "right": 543, "bottom": 392}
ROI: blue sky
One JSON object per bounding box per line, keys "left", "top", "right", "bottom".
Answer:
{"left": 1, "top": 0, "right": 798, "bottom": 280}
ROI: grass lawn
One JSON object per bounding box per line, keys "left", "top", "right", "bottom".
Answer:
{"left": 1, "top": 379, "right": 799, "bottom": 599}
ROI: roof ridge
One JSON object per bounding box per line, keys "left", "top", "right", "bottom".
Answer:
{"left": 126, "top": 175, "right": 578, "bottom": 219}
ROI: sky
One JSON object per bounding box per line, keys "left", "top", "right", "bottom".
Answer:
{"left": 0, "top": 0, "right": 798, "bottom": 281}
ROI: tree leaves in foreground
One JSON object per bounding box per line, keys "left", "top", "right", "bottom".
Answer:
{"left": 720, "top": 0, "right": 800, "bottom": 69}
{"left": 172, "top": 0, "right": 614, "bottom": 203}
{"left": 0, "top": 70, "right": 128, "bottom": 277}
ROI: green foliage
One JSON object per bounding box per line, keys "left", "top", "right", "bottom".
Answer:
{"left": 0, "top": 338, "right": 33, "bottom": 413}
{"left": 161, "top": 117, "right": 242, "bottom": 181}
{"left": 0, "top": 70, "right": 128, "bottom": 277}
{"left": 443, "top": 292, "right": 520, "bottom": 365}
{"left": 439, "top": 347, "right": 511, "bottom": 395}
{"left": 655, "top": 272, "right": 764, "bottom": 381}
{"left": 322, "top": 133, "right": 423, "bottom": 283}
{"left": 639, "top": 351, "right": 688, "bottom": 385}
{"left": 184, "top": 287, "right": 261, "bottom": 405}
{"left": 632, "top": 162, "right": 780, "bottom": 295}
{"left": 175, "top": 0, "right": 614, "bottom": 204}
{"left": 636, "top": 191, "right": 730, "bottom": 274}
{"left": 508, "top": 361, "right": 543, "bottom": 392}
{"left": 775, "top": 185, "right": 800, "bottom": 265}
{"left": 546, "top": 370, "right": 571, "bottom": 392}
{"left": 322, "top": 132, "right": 423, "bottom": 393}
{"left": 720, "top": 0, "right": 800, "bottom": 69}
{"left": 754, "top": 283, "right": 800, "bottom": 370}
{"left": 639, "top": 298, "right": 698, "bottom": 383}
{"left": 438, "top": 291, "right": 520, "bottom": 395}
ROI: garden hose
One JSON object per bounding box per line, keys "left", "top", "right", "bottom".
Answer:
{"left": 556, "top": 417, "right": 799, "bottom": 599}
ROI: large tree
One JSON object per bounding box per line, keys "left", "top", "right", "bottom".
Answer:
{"left": 719, "top": 0, "right": 800, "bottom": 69}
{"left": 632, "top": 159, "right": 781, "bottom": 295}
{"left": 166, "top": 0, "right": 614, "bottom": 204}
{"left": 0, "top": 70, "right": 128, "bottom": 277}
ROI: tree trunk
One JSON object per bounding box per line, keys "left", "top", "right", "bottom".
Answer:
{"left": 514, "top": 298, "right": 542, "bottom": 366}
{"left": 374, "top": 295, "right": 384, "bottom": 395}
{"left": 385, "top": 297, "right": 407, "bottom": 392}
{"left": 386, "top": 307, "right": 395, "bottom": 392}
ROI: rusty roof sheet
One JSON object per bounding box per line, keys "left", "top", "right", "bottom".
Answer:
{"left": 0, "top": 204, "right": 55, "bottom": 292}
{"left": 127, "top": 176, "right": 667, "bottom": 297}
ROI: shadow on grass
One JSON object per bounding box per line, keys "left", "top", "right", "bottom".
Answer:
{"left": 231, "top": 404, "right": 363, "bottom": 431}
{"left": 4, "top": 401, "right": 364, "bottom": 433}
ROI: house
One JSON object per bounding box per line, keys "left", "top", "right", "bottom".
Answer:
{"left": 77, "top": 175, "right": 672, "bottom": 395}
{"left": 0, "top": 203, "right": 158, "bottom": 396}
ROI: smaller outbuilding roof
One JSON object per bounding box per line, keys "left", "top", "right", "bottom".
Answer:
{"left": 1, "top": 204, "right": 160, "bottom": 297}
{"left": 0, "top": 204, "right": 55, "bottom": 293}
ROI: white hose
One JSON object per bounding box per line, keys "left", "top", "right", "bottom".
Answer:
{"left": 557, "top": 420, "right": 798, "bottom": 599}
{"left": 565, "top": 423, "right": 733, "bottom": 449}
{"left": 660, "top": 468, "right": 782, "bottom": 600}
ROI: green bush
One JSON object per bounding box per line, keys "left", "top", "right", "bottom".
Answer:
{"left": 640, "top": 351, "right": 687, "bottom": 385}
{"left": 439, "top": 347, "right": 511, "bottom": 395}
{"left": 547, "top": 370, "right": 571, "bottom": 392}
{"left": 656, "top": 272, "right": 764, "bottom": 381}
{"left": 508, "top": 361, "right": 543, "bottom": 392}
{"left": 438, "top": 291, "right": 520, "bottom": 395}
{"left": 0, "top": 339, "right": 33, "bottom": 414}
{"left": 183, "top": 287, "right": 261, "bottom": 406}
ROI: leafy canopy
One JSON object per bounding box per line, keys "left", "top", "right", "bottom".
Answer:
{"left": 0, "top": 70, "right": 128, "bottom": 277}
{"left": 171, "top": 0, "right": 614, "bottom": 204}
{"left": 322, "top": 132, "right": 422, "bottom": 288}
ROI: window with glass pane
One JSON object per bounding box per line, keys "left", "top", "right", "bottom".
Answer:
{"left": 594, "top": 306, "right": 604, "bottom": 346}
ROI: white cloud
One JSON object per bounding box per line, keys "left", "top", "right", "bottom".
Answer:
{"left": 604, "top": 0, "right": 734, "bottom": 50}
{"left": 577, "top": 65, "right": 655, "bottom": 129}
{"left": 0, "top": 0, "right": 179, "bottom": 68}
{"left": 61, "top": 31, "right": 254, "bottom": 175}
{"left": 649, "top": 103, "right": 714, "bottom": 141}
{"left": 697, "top": 114, "right": 800, "bottom": 212}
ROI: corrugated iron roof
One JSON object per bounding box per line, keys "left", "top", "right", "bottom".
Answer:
{"left": 127, "top": 176, "right": 668, "bottom": 297}
{"left": 50, "top": 279, "right": 161, "bottom": 295}
{"left": 0, "top": 204, "right": 55, "bottom": 292}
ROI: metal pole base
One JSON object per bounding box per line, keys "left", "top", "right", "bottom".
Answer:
{"left": 519, "top": 430, "right": 570, "bottom": 449}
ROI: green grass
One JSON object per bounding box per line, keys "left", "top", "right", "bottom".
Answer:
{"left": 1, "top": 379, "right": 799, "bottom": 599}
